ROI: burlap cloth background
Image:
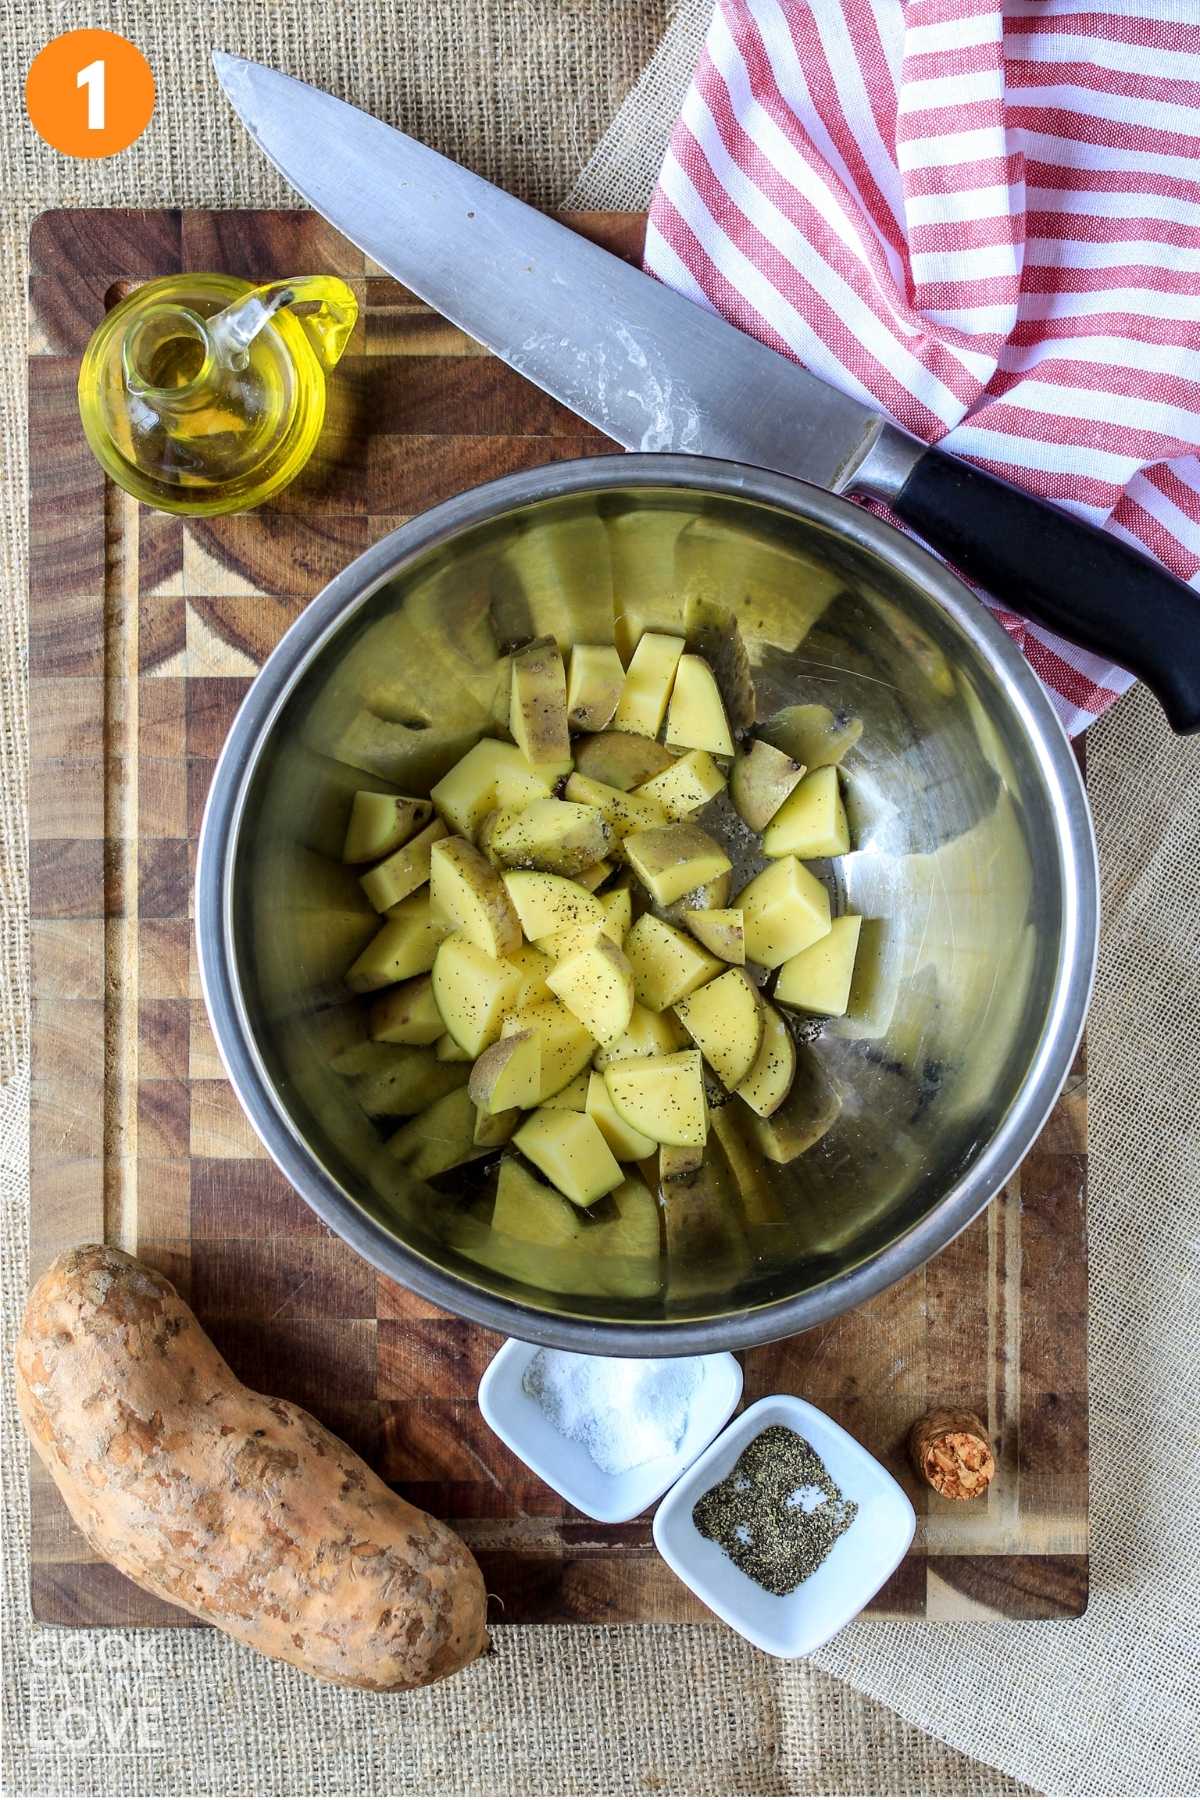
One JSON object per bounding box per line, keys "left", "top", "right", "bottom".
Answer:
{"left": 2, "top": 4, "right": 1197, "bottom": 1795}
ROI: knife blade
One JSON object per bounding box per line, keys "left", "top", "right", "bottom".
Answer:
{"left": 214, "top": 52, "right": 1200, "bottom": 733}
{"left": 211, "top": 52, "right": 884, "bottom": 494}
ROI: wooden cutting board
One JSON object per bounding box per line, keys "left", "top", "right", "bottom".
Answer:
{"left": 27, "top": 208, "right": 1089, "bottom": 1628}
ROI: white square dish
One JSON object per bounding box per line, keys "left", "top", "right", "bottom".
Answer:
{"left": 653, "top": 1392, "right": 916, "bottom": 1657}
{"left": 478, "top": 1339, "right": 743, "bottom": 1524}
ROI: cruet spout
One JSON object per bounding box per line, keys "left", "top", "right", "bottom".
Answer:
{"left": 207, "top": 275, "right": 358, "bottom": 372}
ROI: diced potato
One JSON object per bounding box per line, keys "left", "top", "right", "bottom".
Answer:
{"left": 368, "top": 973, "right": 444, "bottom": 1045}
{"left": 635, "top": 749, "right": 726, "bottom": 820}
{"left": 491, "top": 1156, "right": 583, "bottom": 1248}
{"left": 566, "top": 644, "right": 625, "bottom": 731}
{"left": 539, "top": 1069, "right": 589, "bottom": 1110}
{"left": 590, "top": 1175, "right": 662, "bottom": 1292}
{"left": 510, "top": 635, "right": 571, "bottom": 768}
{"left": 575, "top": 859, "right": 614, "bottom": 892}
{"left": 775, "top": 915, "right": 863, "bottom": 1016}
{"left": 592, "top": 1001, "right": 688, "bottom": 1069}
{"left": 572, "top": 731, "right": 676, "bottom": 792}
{"left": 597, "top": 884, "right": 633, "bottom": 941}
{"left": 473, "top": 1105, "right": 521, "bottom": 1149}
{"left": 345, "top": 896, "right": 451, "bottom": 992}
{"left": 502, "top": 999, "right": 596, "bottom": 1101}
{"left": 604, "top": 1049, "right": 708, "bottom": 1148}
{"left": 429, "top": 837, "right": 522, "bottom": 958}
{"left": 431, "top": 934, "right": 523, "bottom": 1057}
{"left": 674, "top": 967, "right": 764, "bottom": 1090}
{"left": 761, "top": 703, "right": 862, "bottom": 770}
{"left": 612, "top": 631, "right": 685, "bottom": 737}
{"left": 333, "top": 1043, "right": 467, "bottom": 1118}
{"left": 661, "top": 1142, "right": 749, "bottom": 1299}
{"left": 623, "top": 914, "right": 724, "bottom": 1012}
{"left": 730, "top": 739, "right": 805, "bottom": 832}
{"left": 563, "top": 772, "right": 668, "bottom": 839}
{"left": 469, "top": 1028, "right": 542, "bottom": 1112}
{"left": 748, "top": 1051, "right": 841, "bottom": 1162}
{"left": 623, "top": 823, "right": 731, "bottom": 908}
{"left": 513, "top": 1108, "right": 624, "bottom": 1207}
{"left": 359, "top": 818, "right": 449, "bottom": 913}
{"left": 546, "top": 937, "right": 635, "bottom": 1045}
{"left": 504, "top": 942, "right": 554, "bottom": 1007}
{"left": 436, "top": 1032, "right": 473, "bottom": 1063}
{"left": 735, "top": 1002, "right": 796, "bottom": 1118}
{"left": 388, "top": 1085, "right": 487, "bottom": 1179}
{"left": 658, "top": 868, "right": 732, "bottom": 929}
{"left": 502, "top": 870, "right": 604, "bottom": 942}
{"left": 537, "top": 920, "right": 609, "bottom": 965}
{"left": 762, "top": 766, "right": 850, "bottom": 858}
{"left": 476, "top": 805, "right": 526, "bottom": 865}
{"left": 665, "top": 654, "right": 734, "bottom": 756}
{"left": 586, "top": 1071, "right": 657, "bottom": 1161}
{"left": 735, "top": 857, "right": 831, "bottom": 968}
{"left": 681, "top": 907, "right": 744, "bottom": 965}
{"left": 342, "top": 791, "right": 432, "bottom": 863}
{"left": 431, "top": 738, "right": 553, "bottom": 836}
{"left": 488, "top": 798, "right": 613, "bottom": 876}
{"left": 659, "top": 1141, "right": 704, "bottom": 1185}
{"left": 682, "top": 592, "right": 756, "bottom": 734}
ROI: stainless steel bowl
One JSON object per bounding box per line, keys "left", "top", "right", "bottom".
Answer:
{"left": 197, "top": 455, "right": 1096, "bottom": 1353}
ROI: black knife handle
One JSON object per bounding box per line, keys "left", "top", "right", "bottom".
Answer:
{"left": 887, "top": 447, "right": 1200, "bottom": 734}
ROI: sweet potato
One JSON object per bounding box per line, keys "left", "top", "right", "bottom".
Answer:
{"left": 15, "top": 1245, "right": 489, "bottom": 1691}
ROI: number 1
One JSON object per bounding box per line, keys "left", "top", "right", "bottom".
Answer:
{"left": 77, "top": 57, "right": 105, "bottom": 131}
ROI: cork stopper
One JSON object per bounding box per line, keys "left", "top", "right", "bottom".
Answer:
{"left": 909, "top": 1408, "right": 995, "bottom": 1501}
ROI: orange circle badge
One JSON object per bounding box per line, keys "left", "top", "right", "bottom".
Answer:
{"left": 26, "top": 29, "right": 155, "bottom": 159}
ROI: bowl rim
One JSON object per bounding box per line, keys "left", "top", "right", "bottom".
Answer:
{"left": 196, "top": 452, "right": 1098, "bottom": 1354}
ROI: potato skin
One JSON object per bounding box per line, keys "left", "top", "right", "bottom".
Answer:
{"left": 15, "top": 1245, "right": 489, "bottom": 1691}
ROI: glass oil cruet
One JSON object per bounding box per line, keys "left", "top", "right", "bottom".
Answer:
{"left": 77, "top": 273, "right": 358, "bottom": 515}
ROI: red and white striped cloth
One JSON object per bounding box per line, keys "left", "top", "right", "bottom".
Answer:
{"left": 647, "top": 0, "right": 1200, "bottom": 734}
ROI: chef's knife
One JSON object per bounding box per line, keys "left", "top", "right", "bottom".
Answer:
{"left": 214, "top": 52, "right": 1200, "bottom": 733}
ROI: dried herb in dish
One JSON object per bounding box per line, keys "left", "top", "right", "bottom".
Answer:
{"left": 692, "top": 1424, "right": 857, "bottom": 1595}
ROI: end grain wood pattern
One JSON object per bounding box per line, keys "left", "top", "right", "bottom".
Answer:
{"left": 27, "top": 209, "right": 1089, "bottom": 1628}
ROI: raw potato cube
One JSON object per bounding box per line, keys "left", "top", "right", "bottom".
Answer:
{"left": 661, "top": 1142, "right": 749, "bottom": 1299}
{"left": 342, "top": 791, "right": 432, "bottom": 863}
{"left": 658, "top": 868, "right": 733, "bottom": 929}
{"left": 681, "top": 907, "right": 744, "bottom": 965}
{"left": 762, "top": 766, "right": 850, "bottom": 859}
{"left": 429, "top": 837, "right": 522, "bottom": 958}
{"left": 567, "top": 644, "right": 626, "bottom": 731}
{"left": 563, "top": 773, "right": 667, "bottom": 838}
{"left": 491, "top": 1156, "right": 583, "bottom": 1247}
{"left": 590, "top": 1176, "right": 662, "bottom": 1293}
{"left": 502, "top": 1000, "right": 596, "bottom": 1101}
{"left": 575, "top": 859, "right": 614, "bottom": 892}
{"left": 730, "top": 739, "right": 805, "bottom": 832}
{"left": 597, "top": 884, "right": 633, "bottom": 941}
{"left": 682, "top": 592, "right": 756, "bottom": 734}
{"left": 761, "top": 703, "right": 862, "bottom": 770}
{"left": 389, "top": 1085, "right": 487, "bottom": 1179}
{"left": 735, "top": 857, "right": 831, "bottom": 968}
{"left": 604, "top": 1049, "right": 708, "bottom": 1148}
{"left": 368, "top": 974, "right": 444, "bottom": 1046}
{"left": 469, "top": 1028, "right": 542, "bottom": 1113}
{"left": 572, "top": 731, "right": 676, "bottom": 792}
{"left": 613, "top": 631, "right": 685, "bottom": 737}
{"left": 735, "top": 1001, "right": 796, "bottom": 1118}
{"left": 334, "top": 1044, "right": 467, "bottom": 1118}
{"left": 659, "top": 1141, "right": 704, "bottom": 1185}
{"left": 665, "top": 654, "right": 734, "bottom": 756}
{"left": 539, "top": 1069, "right": 589, "bottom": 1110}
{"left": 674, "top": 967, "right": 764, "bottom": 1090}
{"left": 592, "top": 1001, "right": 688, "bottom": 1069}
{"left": 547, "top": 936, "right": 635, "bottom": 1045}
{"left": 476, "top": 805, "right": 526, "bottom": 864}
{"left": 360, "top": 819, "right": 449, "bottom": 913}
{"left": 345, "top": 896, "right": 451, "bottom": 992}
{"left": 623, "top": 823, "right": 731, "bottom": 907}
{"left": 510, "top": 636, "right": 571, "bottom": 768}
{"left": 492, "top": 740, "right": 571, "bottom": 803}
{"left": 502, "top": 870, "right": 605, "bottom": 942}
{"left": 586, "top": 1071, "right": 657, "bottom": 1162}
{"left": 432, "top": 934, "right": 523, "bottom": 1057}
{"left": 504, "top": 942, "right": 555, "bottom": 1008}
{"left": 775, "top": 915, "right": 863, "bottom": 1016}
{"left": 513, "top": 1108, "right": 624, "bottom": 1207}
{"left": 488, "top": 799, "right": 613, "bottom": 876}
{"left": 537, "top": 919, "right": 610, "bottom": 966}
{"left": 431, "top": 738, "right": 553, "bottom": 836}
{"left": 748, "top": 1051, "right": 841, "bottom": 1162}
{"left": 474, "top": 1105, "right": 521, "bottom": 1149}
{"left": 635, "top": 749, "right": 726, "bottom": 820}
{"left": 624, "top": 914, "right": 724, "bottom": 1012}
{"left": 436, "top": 1032, "right": 473, "bottom": 1063}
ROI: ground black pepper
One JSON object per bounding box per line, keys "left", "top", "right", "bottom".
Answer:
{"left": 692, "top": 1424, "right": 858, "bottom": 1595}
